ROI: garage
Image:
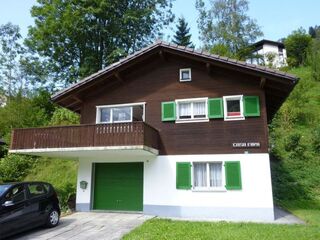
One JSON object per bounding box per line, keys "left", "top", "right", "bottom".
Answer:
{"left": 93, "top": 162, "right": 143, "bottom": 211}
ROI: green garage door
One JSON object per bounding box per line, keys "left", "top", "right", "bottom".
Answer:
{"left": 93, "top": 162, "right": 143, "bottom": 211}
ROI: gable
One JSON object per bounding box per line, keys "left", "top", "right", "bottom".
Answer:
{"left": 52, "top": 41, "right": 298, "bottom": 122}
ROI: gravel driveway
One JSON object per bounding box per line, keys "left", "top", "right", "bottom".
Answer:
{"left": 9, "top": 212, "right": 153, "bottom": 240}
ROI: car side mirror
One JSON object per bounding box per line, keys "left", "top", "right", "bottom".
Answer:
{"left": 2, "top": 201, "right": 14, "bottom": 207}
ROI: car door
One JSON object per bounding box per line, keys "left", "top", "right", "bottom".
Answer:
{"left": 0, "top": 184, "right": 29, "bottom": 237}
{"left": 26, "top": 183, "right": 51, "bottom": 224}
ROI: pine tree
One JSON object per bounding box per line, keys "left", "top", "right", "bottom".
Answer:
{"left": 172, "top": 17, "right": 194, "bottom": 48}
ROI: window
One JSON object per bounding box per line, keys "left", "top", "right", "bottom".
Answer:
{"left": 96, "top": 102, "right": 145, "bottom": 124}
{"left": 176, "top": 161, "right": 242, "bottom": 191}
{"left": 193, "top": 162, "right": 224, "bottom": 190}
{"left": 4, "top": 185, "right": 26, "bottom": 203}
{"left": 179, "top": 68, "right": 191, "bottom": 82}
{"left": 176, "top": 98, "right": 208, "bottom": 122}
{"left": 223, "top": 95, "right": 244, "bottom": 120}
{"left": 27, "top": 183, "right": 47, "bottom": 198}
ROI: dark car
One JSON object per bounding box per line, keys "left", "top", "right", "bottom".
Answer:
{"left": 0, "top": 182, "right": 60, "bottom": 239}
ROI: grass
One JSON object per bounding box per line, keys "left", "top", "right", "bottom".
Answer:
{"left": 24, "top": 158, "right": 78, "bottom": 210}
{"left": 123, "top": 201, "right": 320, "bottom": 240}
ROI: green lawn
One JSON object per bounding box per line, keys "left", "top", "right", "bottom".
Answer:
{"left": 123, "top": 201, "right": 320, "bottom": 240}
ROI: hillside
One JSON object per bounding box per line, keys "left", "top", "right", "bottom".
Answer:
{"left": 24, "top": 158, "right": 78, "bottom": 210}
{"left": 270, "top": 66, "right": 320, "bottom": 207}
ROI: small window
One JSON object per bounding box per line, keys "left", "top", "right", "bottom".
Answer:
{"left": 176, "top": 98, "right": 208, "bottom": 122}
{"left": 193, "top": 162, "right": 224, "bottom": 190}
{"left": 179, "top": 68, "right": 191, "bottom": 82}
{"left": 223, "top": 95, "right": 244, "bottom": 121}
{"left": 27, "top": 183, "right": 47, "bottom": 198}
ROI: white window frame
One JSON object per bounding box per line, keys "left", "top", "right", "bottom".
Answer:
{"left": 179, "top": 68, "right": 192, "bottom": 82}
{"left": 191, "top": 161, "right": 226, "bottom": 192}
{"left": 96, "top": 102, "right": 146, "bottom": 124}
{"left": 175, "top": 97, "right": 209, "bottom": 123}
{"left": 223, "top": 95, "right": 245, "bottom": 121}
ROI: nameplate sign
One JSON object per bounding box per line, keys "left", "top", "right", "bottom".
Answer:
{"left": 232, "top": 142, "right": 260, "bottom": 148}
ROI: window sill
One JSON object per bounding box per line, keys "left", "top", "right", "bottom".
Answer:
{"left": 175, "top": 118, "right": 209, "bottom": 124}
{"left": 179, "top": 78, "right": 192, "bottom": 82}
{"left": 96, "top": 120, "right": 134, "bottom": 124}
{"left": 224, "top": 117, "right": 245, "bottom": 121}
{"left": 192, "top": 188, "right": 227, "bottom": 192}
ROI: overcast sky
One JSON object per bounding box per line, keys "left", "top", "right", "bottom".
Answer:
{"left": 0, "top": 0, "right": 319, "bottom": 48}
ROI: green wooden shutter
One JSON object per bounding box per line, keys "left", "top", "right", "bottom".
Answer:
{"left": 225, "top": 161, "right": 242, "bottom": 190}
{"left": 208, "top": 98, "right": 224, "bottom": 119}
{"left": 162, "top": 101, "right": 176, "bottom": 121}
{"left": 176, "top": 162, "right": 191, "bottom": 189}
{"left": 244, "top": 96, "right": 260, "bottom": 117}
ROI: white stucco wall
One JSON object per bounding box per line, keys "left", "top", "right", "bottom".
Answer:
{"left": 76, "top": 153, "right": 274, "bottom": 221}
{"left": 247, "top": 43, "right": 287, "bottom": 68}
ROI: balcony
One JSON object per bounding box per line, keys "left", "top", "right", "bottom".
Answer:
{"left": 10, "top": 122, "right": 159, "bottom": 159}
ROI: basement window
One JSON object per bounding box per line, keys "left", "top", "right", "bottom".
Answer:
{"left": 96, "top": 102, "right": 145, "bottom": 124}
{"left": 223, "top": 95, "right": 244, "bottom": 121}
{"left": 179, "top": 68, "right": 191, "bottom": 82}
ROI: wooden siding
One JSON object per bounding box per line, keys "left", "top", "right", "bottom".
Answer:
{"left": 11, "top": 122, "right": 159, "bottom": 150}
{"left": 79, "top": 55, "right": 269, "bottom": 155}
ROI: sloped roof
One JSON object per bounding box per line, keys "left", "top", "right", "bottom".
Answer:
{"left": 251, "top": 39, "right": 285, "bottom": 49}
{"left": 52, "top": 40, "right": 298, "bottom": 121}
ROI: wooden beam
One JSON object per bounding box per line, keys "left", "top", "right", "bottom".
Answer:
{"left": 260, "top": 77, "right": 266, "bottom": 89}
{"left": 64, "top": 101, "right": 81, "bottom": 109}
{"left": 72, "top": 95, "right": 83, "bottom": 103}
{"left": 114, "top": 72, "right": 123, "bottom": 82}
{"left": 159, "top": 50, "right": 166, "bottom": 61}
{"left": 206, "top": 63, "right": 211, "bottom": 74}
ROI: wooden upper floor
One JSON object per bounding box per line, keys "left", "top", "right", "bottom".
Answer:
{"left": 10, "top": 41, "right": 298, "bottom": 155}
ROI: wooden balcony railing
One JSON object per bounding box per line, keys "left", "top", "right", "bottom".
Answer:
{"left": 10, "top": 122, "right": 159, "bottom": 151}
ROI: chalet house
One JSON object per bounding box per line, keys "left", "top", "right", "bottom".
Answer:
{"left": 10, "top": 41, "right": 298, "bottom": 221}
{"left": 246, "top": 39, "right": 288, "bottom": 68}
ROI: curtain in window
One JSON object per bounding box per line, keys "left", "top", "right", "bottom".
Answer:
{"left": 194, "top": 163, "right": 207, "bottom": 187}
{"left": 179, "top": 102, "right": 191, "bottom": 118}
{"left": 193, "top": 101, "right": 206, "bottom": 117}
{"left": 209, "top": 163, "right": 222, "bottom": 187}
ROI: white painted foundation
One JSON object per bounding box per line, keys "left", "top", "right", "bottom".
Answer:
{"left": 76, "top": 153, "right": 274, "bottom": 221}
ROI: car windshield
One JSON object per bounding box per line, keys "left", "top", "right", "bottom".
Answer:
{"left": 0, "top": 185, "right": 12, "bottom": 197}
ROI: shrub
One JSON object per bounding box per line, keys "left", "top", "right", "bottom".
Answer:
{"left": 0, "top": 154, "right": 33, "bottom": 182}
{"left": 312, "top": 127, "right": 320, "bottom": 154}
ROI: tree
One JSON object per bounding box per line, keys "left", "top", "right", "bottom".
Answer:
{"left": 0, "top": 23, "right": 26, "bottom": 97}
{"left": 26, "top": 0, "right": 175, "bottom": 86}
{"left": 0, "top": 91, "right": 54, "bottom": 143}
{"left": 172, "top": 17, "right": 194, "bottom": 47}
{"left": 307, "top": 38, "right": 320, "bottom": 81}
{"left": 284, "top": 28, "right": 312, "bottom": 67}
{"left": 49, "top": 108, "right": 80, "bottom": 126}
{"left": 196, "top": 0, "right": 263, "bottom": 59}
{"left": 308, "top": 25, "right": 320, "bottom": 38}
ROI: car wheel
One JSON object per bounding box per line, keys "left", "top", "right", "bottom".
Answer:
{"left": 46, "top": 209, "right": 60, "bottom": 228}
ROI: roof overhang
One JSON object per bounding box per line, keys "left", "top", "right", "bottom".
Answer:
{"left": 251, "top": 39, "right": 285, "bottom": 49}
{"left": 52, "top": 41, "right": 298, "bottom": 122}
